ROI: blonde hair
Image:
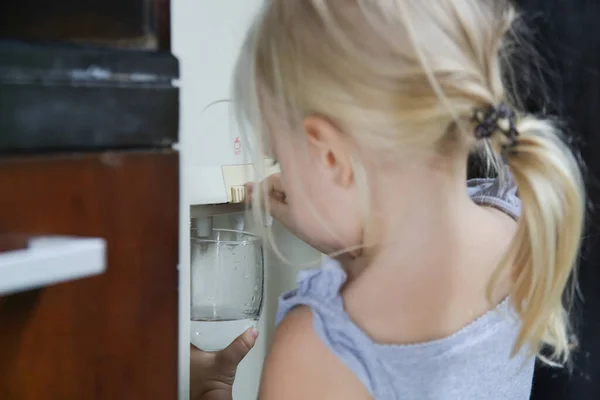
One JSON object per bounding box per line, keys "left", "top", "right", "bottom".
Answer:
{"left": 233, "top": 0, "right": 585, "bottom": 364}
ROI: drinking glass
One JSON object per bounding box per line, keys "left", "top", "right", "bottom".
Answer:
{"left": 190, "top": 229, "right": 264, "bottom": 351}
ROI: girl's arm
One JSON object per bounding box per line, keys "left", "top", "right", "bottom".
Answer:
{"left": 258, "top": 306, "right": 372, "bottom": 400}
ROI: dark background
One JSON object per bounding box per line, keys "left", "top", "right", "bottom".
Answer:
{"left": 514, "top": 0, "right": 600, "bottom": 399}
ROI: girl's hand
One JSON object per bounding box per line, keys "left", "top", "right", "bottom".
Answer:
{"left": 190, "top": 328, "right": 258, "bottom": 400}
{"left": 246, "top": 174, "right": 328, "bottom": 254}
{"left": 245, "top": 173, "right": 291, "bottom": 228}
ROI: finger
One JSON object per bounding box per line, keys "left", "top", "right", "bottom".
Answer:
{"left": 244, "top": 182, "right": 255, "bottom": 205}
{"left": 266, "top": 195, "right": 289, "bottom": 224}
{"left": 190, "top": 343, "right": 203, "bottom": 353}
{"left": 217, "top": 328, "right": 259, "bottom": 368}
{"left": 190, "top": 343, "right": 214, "bottom": 361}
{"left": 244, "top": 181, "right": 254, "bottom": 193}
{"left": 246, "top": 174, "right": 285, "bottom": 206}
{"left": 262, "top": 176, "right": 294, "bottom": 226}
{"left": 265, "top": 173, "right": 282, "bottom": 190}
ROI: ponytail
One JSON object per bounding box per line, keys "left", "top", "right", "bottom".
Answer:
{"left": 492, "top": 116, "right": 585, "bottom": 364}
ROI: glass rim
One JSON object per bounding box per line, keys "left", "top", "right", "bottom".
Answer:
{"left": 190, "top": 228, "right": 261, "bottom": 245}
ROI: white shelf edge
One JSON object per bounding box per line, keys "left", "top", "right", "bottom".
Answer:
{"left": 0, "top": 236, "right": 107, "bottom": 295}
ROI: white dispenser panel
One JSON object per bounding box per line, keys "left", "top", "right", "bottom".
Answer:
{"left": 175, "top": 0, "right": 265, "bottom": 206}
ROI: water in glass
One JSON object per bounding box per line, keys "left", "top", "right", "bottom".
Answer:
{"left": 190, "top": 229, "right": 263, "bottom": 351}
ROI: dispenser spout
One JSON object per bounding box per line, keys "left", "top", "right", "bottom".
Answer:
{"left": 191, "top": 217, "right": 213, "bottom": 237}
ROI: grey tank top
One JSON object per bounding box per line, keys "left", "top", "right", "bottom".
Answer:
{"left": 276, "top": 177, "right": 535, "bottom": 400}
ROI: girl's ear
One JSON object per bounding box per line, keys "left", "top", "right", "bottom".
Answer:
{"left": 303, "top": 116, "right": 354, "bottom": 187}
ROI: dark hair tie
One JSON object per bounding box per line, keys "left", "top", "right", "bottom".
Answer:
{"left": 472, "top": 103, "right": 519, "bottom": 148}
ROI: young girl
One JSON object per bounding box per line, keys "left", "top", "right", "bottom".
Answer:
{"left": 236, "top": 1, "right": 585, "bottom": 399}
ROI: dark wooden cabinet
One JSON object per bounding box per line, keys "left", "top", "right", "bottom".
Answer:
{"left": 0, "top": 0, "right": 179, "bottom": 396}
{"left": 0, "top": 150, "right": 179, "bottom": 400}
{"left": 0, "top": 0, "right": 171, "bottom": 50}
